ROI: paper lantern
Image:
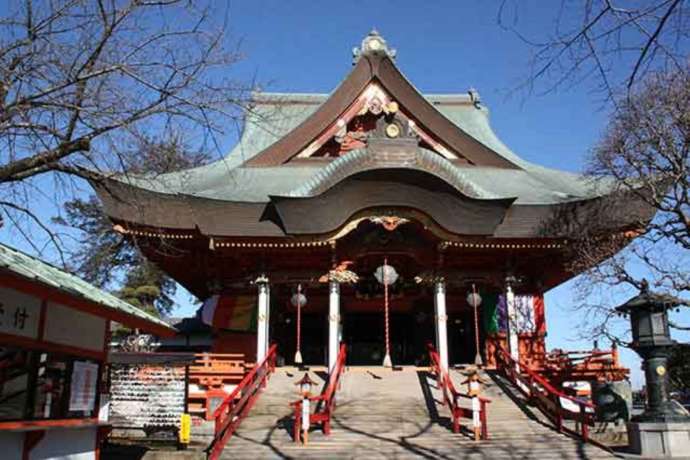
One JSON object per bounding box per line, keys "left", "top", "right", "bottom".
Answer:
{"left": 375, "top": 263, "right": 399, "bottom": 285}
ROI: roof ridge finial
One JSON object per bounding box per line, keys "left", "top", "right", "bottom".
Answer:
{"left": 468, "top": 87, "right": 481, "bottom": 106}
{"left": 640, "top": 278, "right": 649, "bottom": 293}
{"left": 352, "top": 29, "right": 396, "bottom": 65}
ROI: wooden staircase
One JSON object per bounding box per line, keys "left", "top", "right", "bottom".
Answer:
{"left": 208, "top": 366, "right": 617, "bottom": 459}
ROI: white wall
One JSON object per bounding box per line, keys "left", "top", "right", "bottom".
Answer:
{"left": 29, "top": 428, "right": 97, "bottom": 460}
{"left": 31, "top": 427, "right": 97, "bottom": 460}
{"left": 0, "top": 427, "right": 97, "bottom": 460}
{"left": 44, "top": 303, "right": 105, "bottom": 352}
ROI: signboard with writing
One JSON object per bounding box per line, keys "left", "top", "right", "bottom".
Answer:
{"left": 0, "top": 286, "right": 41, "bottom": 339}
{"left": 109, "top": 364, "right": 185, "bottom": 435}
{"left": 69, "top": 361, "right": 99, "bottom": 412}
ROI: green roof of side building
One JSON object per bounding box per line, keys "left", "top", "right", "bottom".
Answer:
{"left": 0, "top": 243, "right": 175, "bottom": 335}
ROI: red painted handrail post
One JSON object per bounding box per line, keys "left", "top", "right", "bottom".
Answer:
{"left": 480, "top": 399, "right": 489, "bottom": 440}
{"left": 293, "top": 401, "right": 302, "bottom": 443}
{"left": 440, "top": 371, "right": 447, "bottom": 407}
{"left": 214, "top": 405, "right": 224, "bottom": 434}
{"left": 580, "top": 403, "right": 589, "bottom": 441}
{"left": 324, "top": 343, "right": 346, "bottom": 435}
{"left": 324, "top": 413, "right": 331, "bottom": 436}
{"left": 526, "top": 373, "right": 535, "bottom": 404}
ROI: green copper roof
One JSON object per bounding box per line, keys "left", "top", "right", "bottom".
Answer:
{"left": 0, "top": 243, "right": 175, "bottom": 333}
{"left": 115, "top": 91, "right": 613, "bottom": 206}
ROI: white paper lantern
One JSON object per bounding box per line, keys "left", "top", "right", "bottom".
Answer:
{"left": 466, "top": 292, "right": 482, "bottom": 308}
{"left": 291, "top": 292, "right": 307, "bottom": 308}
{"left": 374, "top": 264, "right": 399, "bottom": 285}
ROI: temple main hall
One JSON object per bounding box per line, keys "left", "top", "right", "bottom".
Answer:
{"left": 93, "top": 31, "right": 651, "bottom": 374}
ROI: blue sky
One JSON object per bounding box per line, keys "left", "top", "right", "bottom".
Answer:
{"left": 2, "top": 1, "right": 687, "bottom": 388}
{"left": 224, "top": 1, "right": 608, "bottom": 175}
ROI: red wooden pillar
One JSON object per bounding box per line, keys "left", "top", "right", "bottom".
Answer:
{"left": 22, "top": 431, "right": 45, "bottom": 460}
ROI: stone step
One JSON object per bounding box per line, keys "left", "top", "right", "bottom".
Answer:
{"left": 204, "top": 368, "right": 616, "bottom": 459}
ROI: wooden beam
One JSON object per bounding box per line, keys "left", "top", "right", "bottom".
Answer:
{"left": 0, "top": 331, "right": 106, "bottom": 361}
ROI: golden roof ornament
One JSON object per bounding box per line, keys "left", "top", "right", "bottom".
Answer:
{"left": 414, "top": 270, "right": 445, "bottom": 285}
{"left": 369, "top": 215, "right": 409, "bottom": 231}
{"left": 319, "top": 260, "right": 359, "bottom": 284}
{"left": 353, "top": 29, "right": 397, "bottom": 64}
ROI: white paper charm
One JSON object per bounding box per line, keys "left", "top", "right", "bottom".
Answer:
{"left": 472, "top": 396, "right": 481, "bottom": 428}
{"left": 301, "top": 398, "right": 310, "bottom": 430}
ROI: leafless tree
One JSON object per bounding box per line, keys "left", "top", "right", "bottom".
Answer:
{"left": 500, "top": 1, "right": 690, "bottom": 344}
{"left": 552, "top": 68, "right": 690, "bottom": 344}
{"left": 498, "top": 0, "right": 690, "bottom": 98}
{"left": 0, "top": 0, "right": 249, "bottom": 261}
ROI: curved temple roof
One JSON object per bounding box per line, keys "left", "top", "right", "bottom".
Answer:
{"left": 95, "top": 31, "right": 643, "bottom": 240}
{"left": 112, "top": 90, "right": 610, "bottom": 206}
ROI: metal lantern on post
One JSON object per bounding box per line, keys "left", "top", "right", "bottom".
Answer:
{"left": 466, "top": 284, "right": 483, "bottom": 366}
{"left": 291, "top": 284, "right": 307, "bottom": 365}
{"left": 375, "top": 258, "right": 398, "bottom": 368}
{"left": 615, "top": 281, "right": 687, "bottom": 423}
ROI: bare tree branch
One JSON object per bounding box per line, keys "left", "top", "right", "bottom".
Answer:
{"left": 628, "top": 0, "right": 683, "bottom": 88}
{"left": 0, "top": 0, "right": 251, "bottom": 260}
{"left": 499, "top": 0, "right": 690, "bottom": 99}
{"left": 0, "top": 199, "right": 66, "bottom": 266}
{"left": 543, "top": 67, "right": 690, "bottom": 343}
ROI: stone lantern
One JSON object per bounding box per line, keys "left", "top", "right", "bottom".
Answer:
{"left": 615, "top": 281, "right": 689, "bottom": 458}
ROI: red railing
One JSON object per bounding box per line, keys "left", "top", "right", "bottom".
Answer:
{"left": 427, "top": 344, "right": 491, "bottom": 439}
{"left": 206, "top": 344, "right": 277, "bottom": 460}
{"left": 526, "top": 346, "right": 628, "bottom": 384}
{"left": 494, "top": 345, "right": 595, "bottom": 441}
{"left": 188, "top": 353, "right": 247, "bottom": 420}
{"left": 290, "top": 343, "right": 347, "bottom": 442}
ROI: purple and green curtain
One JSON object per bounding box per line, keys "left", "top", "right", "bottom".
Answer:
{"left": 482, "top": 293, "right": 539, "bottom": 334}
{"left": 482, "top": 292, "right": 505, "bottom": 334}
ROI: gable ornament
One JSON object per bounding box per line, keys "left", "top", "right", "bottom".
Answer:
{"left": 369, "top": 215, "right": 410, "bottom": 231}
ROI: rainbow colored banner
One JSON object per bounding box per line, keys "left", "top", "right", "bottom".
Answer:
{"left": 201, "top": 295, "right": 257, "bottom": 332}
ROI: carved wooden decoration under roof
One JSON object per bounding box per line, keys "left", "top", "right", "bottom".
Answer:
{"left": 294, "top": 83, "right": 465, "bottom": 162}
{"left": 243, "top": 29, "right": 520, "bottom": 168}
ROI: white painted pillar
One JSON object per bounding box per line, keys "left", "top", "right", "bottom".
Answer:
{"left": 328, "top": 281, "right": 340, "bottom": 373}
{"left": 434, "top": 280, "right": 449, "bottom": 371}
{"left": 256, "top": 279, "right": 270, "bottom": 362}
{"left": 506, "top": 283, "right": 519, "bottom": 371}
{"left": 265, "top": 283, "right": 271, "bottom": 353}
